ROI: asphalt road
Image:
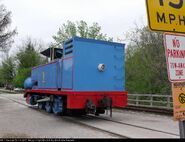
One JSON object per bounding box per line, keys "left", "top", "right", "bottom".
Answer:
{"left": 0, "top": 93, "right": 117, "bottom": 138}
{"left": 0, "top": 93, "right": 180, "bottom": 138}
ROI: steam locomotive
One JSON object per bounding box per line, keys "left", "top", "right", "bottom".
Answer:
{"left": 24, "top": 37, "right": 127, "bottom": 116}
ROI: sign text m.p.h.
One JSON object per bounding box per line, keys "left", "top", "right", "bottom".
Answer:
{"left": 146, "top": 0, "right": 185, "bottom": 33}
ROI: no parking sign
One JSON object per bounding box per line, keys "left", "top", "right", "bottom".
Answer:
{"left": 164, "top": 33, "right": 185, "bottom": 82}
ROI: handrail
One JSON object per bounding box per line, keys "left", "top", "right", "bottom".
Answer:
{"left": 128, "top": 94, "right": 173, "bottom": 110}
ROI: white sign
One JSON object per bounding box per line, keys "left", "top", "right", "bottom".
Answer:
{"left": 164, "top": 33, "right": 185, "bottom": 82}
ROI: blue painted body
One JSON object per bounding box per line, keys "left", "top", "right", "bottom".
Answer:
{"left": 30, "top": 37, "right": 125, "bottom": 91}
{"left": 31, "top": 61, "right": 59, "bottom": 89}
{"left": 62, "top": 58, "right": 73, "bottom": 89}
{"left": 24, "top": 77, "right": 35, "bottom": 89}
{"left": 73, "top": 38, "right": 125, "bottom": 91}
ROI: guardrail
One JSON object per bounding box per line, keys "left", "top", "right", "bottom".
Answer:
{"left": 128, "top": 94, "right": 173, "bottom": 110}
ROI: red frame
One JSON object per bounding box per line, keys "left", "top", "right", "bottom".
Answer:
{"left": 24, "top": 89, "right": 128, "bottom": 109}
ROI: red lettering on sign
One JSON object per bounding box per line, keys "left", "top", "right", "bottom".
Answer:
{"left": 172, "top": 38, "right": 180, "bottom": 48}
{"left": 170, "top": 63, "right": 185, "bottom": 69}
{"left": 176, "top": 70, "right": 183, "bottom": 76}
{"left": 167, "top": 49, "right": 185, "bottom": 58}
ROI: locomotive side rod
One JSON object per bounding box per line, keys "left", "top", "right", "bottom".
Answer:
{"left": 36, "top": 97, "right": 50, "bottom": 103}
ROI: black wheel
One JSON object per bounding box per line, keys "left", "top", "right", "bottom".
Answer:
{"left": 52, "top": 97, "right": 64, "bottom": 115}
{"left": 38, "top": 102, "right": 45, "bottom": 110}
{"left": 45, "top": 101, "right": 52, "bottom": 113}
{"left": 95, "top": 112, "right": 100, "bottom": 116}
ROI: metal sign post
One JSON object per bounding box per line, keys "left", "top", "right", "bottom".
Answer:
{"left": 172, "top": 82, "right": 185, "bottom": 139}
{"left": 145, "top": 0, "right": 185, "bottom": 139}
{"left": 164, "top": 34, "right": 185, "bottom": 138}
{"left": 179, "top": 121, "right": 185, "bottom": 138}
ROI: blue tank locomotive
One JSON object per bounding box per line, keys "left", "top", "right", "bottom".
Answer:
{"left": 24, "top": 37, "right": 128, "bottom": 116}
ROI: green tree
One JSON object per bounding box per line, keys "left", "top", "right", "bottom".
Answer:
{"left": 13, "top": 39, "right": 47, "bottom": 88}
{"left": 52, "top": 20, "right": 113, "bottom": 48}
{"left": 0, "top": 65, "right": 3, "bottom": 86}
{"left": 0, "top": 56, "right": 15, "bottom": 87}
{"left": 0, "top": 4, "right": 16, "bottom": 51}
{"left": 0, "top": 4, "right": 16, "bottom": 87}
{"left": 125, "top": 26, "right": 171, "bottom": 94}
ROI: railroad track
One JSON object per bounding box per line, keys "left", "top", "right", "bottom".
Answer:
{"left": 66, "top": 114, "right": 179, "bottom": 138}
{"left": 0, "top": 94, "right": 179, "bottom": 138}
{"left": 83, "top": 115, "right": 179, "bottom": 137}
{"left": 123, "top": 106, "right": 173, "bottom": 116}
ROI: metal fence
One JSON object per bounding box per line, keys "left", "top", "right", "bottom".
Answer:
{"left": 128, "top": 94, "right": 173, "bottom": 110}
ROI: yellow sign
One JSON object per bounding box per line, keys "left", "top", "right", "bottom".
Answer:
{"left": 172, "top": 82, "right": 185, "bottom": 121}
{"left": 146, "top": 0, "right": 185, "bottom": 33}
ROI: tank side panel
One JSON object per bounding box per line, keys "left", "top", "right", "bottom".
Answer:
{"left": 73, "top": 40, "right": 125, "bottom": 91}
{"left": 61, "top": 57, "right": 73, "bottom": 90}
{"left": 31, "top": 61, "right": 59, "bottom": 89}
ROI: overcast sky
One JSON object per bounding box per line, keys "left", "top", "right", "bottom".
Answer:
{"left": 2, "top": 0, "right": 147, "bottom": 54}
